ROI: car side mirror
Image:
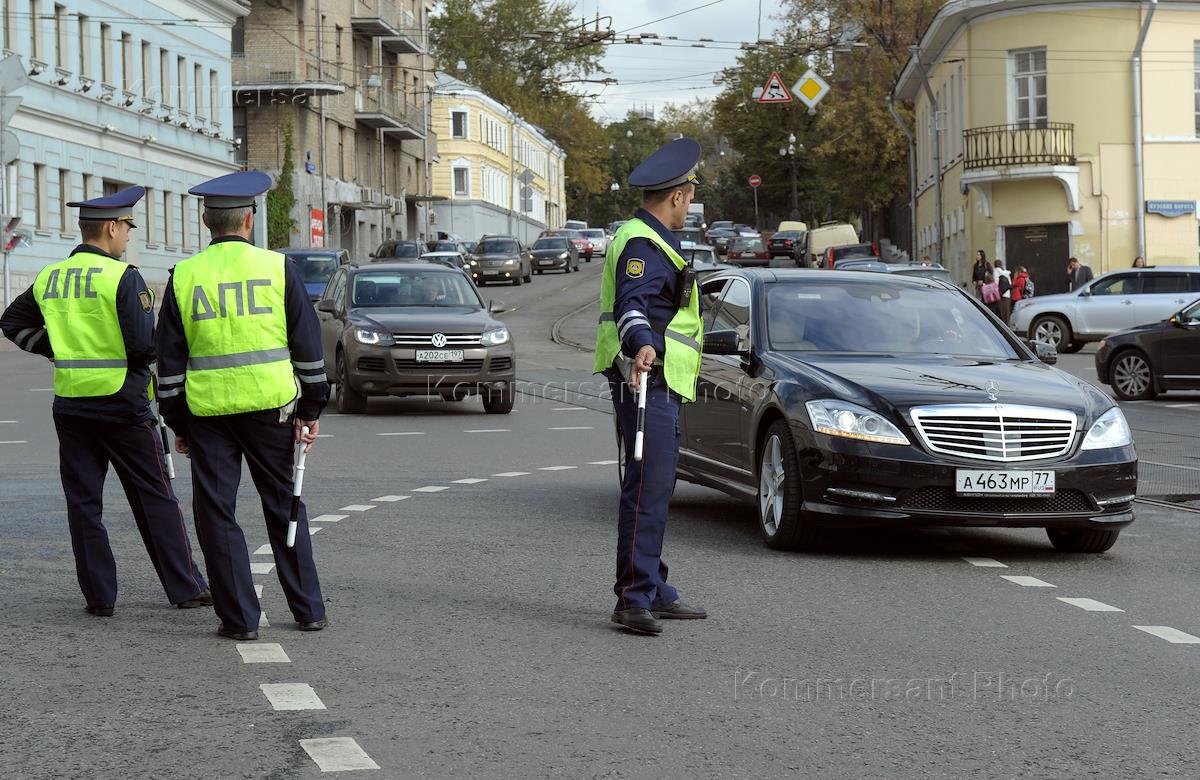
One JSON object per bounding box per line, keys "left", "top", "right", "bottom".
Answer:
{"left": 488, "top": 300, "right": 507, "bottom": 314}
{"left": 704, "top": 329, "right": 746, "bottom": 356}
{"left": 317, "top": 299, "right": 337, "bottom": 314}
{"left": 1078, "top": 288, "right": 1091, "bottom": 297}
{"left": 1028, "top": 338, "right": 1057, "bottom": 365}
{"left": 368, "top": 252, "right": 377, "bottom": 259}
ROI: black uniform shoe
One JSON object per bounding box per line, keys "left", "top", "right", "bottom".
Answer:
{"left": 217, "top": 625, "right": 258, "bottom": 641}
{"left": 176, "top": 590, "right": 214, "bottom": 609}
{"left": 297, "top": 618, "right": 327, "bottom": 632}
{"left": 651, "top": 600, "right": 707, "bottom": 619}
{"left": 85, "top": 604, "right": 114, "bottom": 617}
{"left": 610, "top": 608, "right": 662, "bottom": 635}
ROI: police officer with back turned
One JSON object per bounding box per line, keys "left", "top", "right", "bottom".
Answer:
{"left": 0, "top": 186, "right": 211, "bottom": 617}
{"left": 155, "top": 171, "right": 328, "bottom": 641}
{"left": 594, "top": 138, "right": 707, "bottom": 636}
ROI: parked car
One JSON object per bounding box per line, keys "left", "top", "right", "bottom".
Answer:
{"left": 607, "top": 220, "right": 629, "bottom": 237}
{"left": 1009, "top": 266, "right": 1200, "bottom": 352}
{"left": 563, "top": 219, "right": 588, "bottom": 231}
{"left": 530, "top": 236, "right": 579, "bottom": 274}
{"left": 656, "top": 269, "right": 1135, "bottom": 553}
{"left": 733, "top": 224, "right": 760, "bottom": 237}
{"left": 678, "top": 242, "right": 719, "bottom": 265}
{"left": 1094, "top": 295, "right": 1200, "bottom": 400}
{"left": 705, "top": 227, "right": 739, "bottom": 255}
{"left": 887, "top": 263, "right": 954, "bottom": 284}
{"left": 726, "top": 236, "right": 770, "bottom": 265}
{"left": 709, "top": 220, "right": 734, "bottom": 232}
{"left": 419, "top": 251, "right": 471, "bottom": 271}
{"left": 803, "top": 223, "right": 859, "bottom": 267}
{"left": 315, "top": 262, "right": 516, "bottom": 414}
{"left": 767, "top": 230, "right": 805, "bottom": 262}
{"left": 833, "top": 258, "right": 889, "bottom": 273}
{"left": 280, "top": 248, "right": 351, "bottom": 302}
{"left": 541, "top": 228, "right": 591, "bottom": 261}
{"left": 580, "top": 228, "right": 608, "bottom": 258}
{"left": 671, "top": 227, "right": 705, "bottom": 245}
{"left": 427, "top": 239, "right": 472, "bottom": 255}
{"left": 776, "top": 220, "right": 807, "bottom": 234}
{"left": 823, "top": 242, "right": 879, "bottom": 268}
{"left": 471, "top": 236, "right": 533, "bottom": 286}
{"left": 371, "top": 239, "right": 424, "bottom": 262}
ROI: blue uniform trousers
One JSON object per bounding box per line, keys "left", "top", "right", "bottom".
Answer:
{"left": 53, "top": 412, "right": 208, "bottom": 608}
{"left": 606, "top": 368, "right": 681, "bottom": 612}
{"left": 187, "top": 409, "right": 325, "bottom": 634}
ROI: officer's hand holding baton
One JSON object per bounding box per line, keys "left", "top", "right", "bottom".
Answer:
{"left": 150, "top": 373, "right": 176, "bottom": 479}
{"left": 632, "top": 346, "right": 655, "bottom": 462}
{"left": 287, "top": 425, "right": 310, "bottom": 548}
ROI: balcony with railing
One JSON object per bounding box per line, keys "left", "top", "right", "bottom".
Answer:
{"left": 382, "top": 9, "right": 426, "bottom": 54}
{"left": 963, "top": 122, "right": 1075, "bottom": 170}
{"left": 232, "top": 52, "right": 345, "bottom": 97}
{"left": 352, "top": 0, "right": 403, "bottom": 38}
{"left": 354, "top": 86, "right": 426, "bottom": 139}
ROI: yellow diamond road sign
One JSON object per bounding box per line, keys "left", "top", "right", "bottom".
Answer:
{"left": 793, "top": 69, "right": 830, "bottom": 111}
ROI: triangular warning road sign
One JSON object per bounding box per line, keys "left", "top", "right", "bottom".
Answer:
{"left": 757, "top": 71, "right": 793, "bottom": 104}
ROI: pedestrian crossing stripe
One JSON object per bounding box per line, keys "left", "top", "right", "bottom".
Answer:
{"left": 757, "top": 71, "right": 793, "bottom": 104}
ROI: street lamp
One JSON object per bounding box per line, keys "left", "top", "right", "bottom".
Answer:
{"left": 610, "top": 182, "right": 620, "bottom": 221}
{"left": 778, "top": 135, "right": 802, "bottom": 221}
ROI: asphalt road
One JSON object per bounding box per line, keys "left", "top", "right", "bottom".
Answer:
{"left": 2, "top": 259, "right": 1199, "bottom": 778}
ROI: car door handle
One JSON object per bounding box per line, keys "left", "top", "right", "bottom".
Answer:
{"left": 1121, "top": 300, "right": 1133, "bottom": 305}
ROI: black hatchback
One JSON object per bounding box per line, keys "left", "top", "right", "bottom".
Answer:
{"left": 1094, "top": 296, "right": 1200, "bottom": 400}
{"left": 661, "top": 269, "right": 1137, "bottom": 554}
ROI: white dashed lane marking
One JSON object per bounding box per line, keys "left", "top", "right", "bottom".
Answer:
{"left": 452, "top": 478, "right": 487, "bottom": 484}
{"left": 962, "top": 557, "right": 1008, "bottom": 568}
{"left": 464, "top": 428, "right": 510, "bottom": 433}
{"left": 0, "top": 420, "right": 18, "bottom": 423}
{"left": 1132, "top": 626, "right": 1200, "bottom": 644}
{"left": 309, "top": 526, "right": 322, "bottom": 536}
{"left": 339, "top": 504, "right": 375, "bottom": 512}
{"left": 253, "top": 544, "right": 272, "bottom": 555}
{"left": 250, "top": 562, "right": 275, "bottom": 575}
{"left": 300, "top": 738, "right": 381, "bottom": 772}
{"left": 552, "top": 407, "right": 587, "bottom": 411}
{"left": 237, "top": 643, "right": 290, "bottom": 664}
{"left": 1000, "top": 575, "right": 1056, "bottom": 588}
{"left": 1164, "top": 402, "right": 1199, "bottom": 409}
{"left": 376, "top": 431, "right": 425, "bottom": 436}
{"left": 29, "top": 388, "right": 53, "bottom": 392}
{"left": 492, "top": 471, "right": 530, "bottom": 477}
{"left": 589, "top": 460, "right": 618, "bottom": 465}
{"left": 0, "top": 440, "right": 28, "bottom": 444}
{"left": 539, "top": 466, "right": 577, "bottom": 471}
{"left": 254, "top": 584, "right": 264, "bottom": 599}
{"left": 549, "top": 426, "right": 593, "bottom": 431}
{"left": 413, "top": 486, "right": 448, "bottom": 493}
{"left": 1057, "top": 597, "right": 1124, "bottom": 612}
{"left": 260, "top": 683, "right": 326, "bottom": 711}
{"left": 311, "top": 514, "right": 348, "bottom": 523}
{"left": 259, "top": 611, "right": 269, "bottom": 628}
{"left": 372, "top": 495, "right": 410, "bottom": 502}
{"left": 1141, "top": 460, "right": 1200, "bottom": 472}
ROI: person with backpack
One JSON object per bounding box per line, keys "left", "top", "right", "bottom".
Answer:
{"left": 1012, "top": 266, "right": 1034, "bottom": 301}
{"left": 993, "top": 259, "right": 1013, "bottom": 322}
{"left": 981, "top": 272, "right": 1002, "bottom": 317}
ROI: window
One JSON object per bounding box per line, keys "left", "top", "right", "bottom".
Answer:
{"left": 3, "top": 1, "right": 14, "bottom": 52}
{"left": 144, "top": 186, "right": 156, "bottom": 244}
{"left": 121, "top": 33, "right": 133, "bottom": 92}
{"left": 700, "top": 278, "right": 730, "bottom": 331}
{"left": 453, "top": 166, "right": 469, "bottom": 196}
{"left": 231, "top": 18, "right": 244, "bottom": 56}
{"left": 209, "top": 70, "right": 218, "bottom": 121}
{"left": 160, "top": 50, "right": 170, "bottom": 107}
{"left": 58, "top": 168, "right": 69, "bottom": 231}
{"left": 142, "top": 42, "right": 152, "bottom": 98}
{"left": 1090, "top": 274, "right": 1140, "bottom": 296}
{"left": 54, "top": 5, "right": 67, "bottom": 69}
{"left": 33, "top": 163, "right": 46, "bottom": 229}
{"left": 99, "top": 24, "right": 111, "bottom": 83}
{"left": 194, "top": 63, "right": 203, "bottom": 116}
{"left": 712, "top": 279, "right": 751, "bottom": 334}
{"left": 1140, "top": 273, "right": 1192, "bottom": 294}
{"left": 177, "top": 56, "right": 186, "bottom": 111}
{"left": 77, "top": 14, "right": 88, "bottom": 74}
{"left": 1012, "top": 48, "right": 1047, "bottom": 127}
{"left": 451, "top": 110, "right": 467, "bottom": 139}
{"left": 163, "top": 191, "right": 173, "bottom": 246}
{"left": 1194, "top": 41, "right": 1200, "bottom": 136}
{"left": 28, "top": 0, "right": 37, "bottom": 59}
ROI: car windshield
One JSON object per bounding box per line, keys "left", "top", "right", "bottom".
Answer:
{"left": 429, "top": 241, "right": 457, "bottom": 252}
{"left": 290, "top": 255, "right": 339, "bottom": 284}
{"left": 352, "top": 270, "right": 480, "bottom": 308}
{"left": 832, "top": 244, "right": 875, "bottom": 259}
{"left": 731, "top": 238, "right": 764, "bottom": 251}
{"left": 773, "top": 232, "right": 799, "bottom": 240}
{"left": 709, "top": 228, "right": 736, "bottom": 236}
{"left": 478, "top": 239, "right": 518, "bottom": 255}
{"left": 534, "top": 238, "right": 568, "bottom": 250}
{"left": 582, "top": 229, "right": 605, "bottom": 240}
{"left": 766, "top": 281, "right": 1019, "bottom": 359}
{"left": 680, "top": 247, "right": 716, "bottom": 263}
{"left": 389, "top": 242, "right": 420, "bottom": 258}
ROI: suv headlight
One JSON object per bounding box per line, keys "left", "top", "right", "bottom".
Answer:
{"left": 1081, "top": 407, "right": 1133, "bottom": 450}
{"left": 355, "top": 328, "right": 393, "bottom": 346}
{"left": 504, "top": 257, "right": 518, "bottom": 265}
{"left": 558, "top": 252, "right": 569, "bottom": 259}
{"left": 805, "top": 400, "right": 910, "bottom": 445}
{"left": 481, "top": 327, "right": 510, "bottom": 346}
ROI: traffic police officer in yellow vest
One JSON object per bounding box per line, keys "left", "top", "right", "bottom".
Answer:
{"left": 594, "top": 138, "right": 707, "bottom": 635}
{"left": 0, "top": 186, "right": 211, "bottom": 617}
{"left": 155, "top": 171, "right": 328, "bottom": 641}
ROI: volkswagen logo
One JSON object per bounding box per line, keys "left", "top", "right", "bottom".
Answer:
{"left": 431, "top": 333, "right": 448, "bottom": 348}
{"left": 984, "top": 380, "right": 1000, "bottom": 402}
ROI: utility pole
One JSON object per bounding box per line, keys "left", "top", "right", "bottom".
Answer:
{"left": 316, "top": 0, "right": 328, "bottom": 248}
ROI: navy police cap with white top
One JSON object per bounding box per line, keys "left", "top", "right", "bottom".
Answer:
{"left": 628, "top": 137, "right": 702, "bottom": 191}
{"left": 68, "top": 185, "right": 145, "bottom": 227}
{"left": 189, "top": 170, "right": 273, "bottom": 210}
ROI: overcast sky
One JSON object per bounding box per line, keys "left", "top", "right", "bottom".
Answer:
{"left": 572, "top": 0, "right": 782, "bottom": 123}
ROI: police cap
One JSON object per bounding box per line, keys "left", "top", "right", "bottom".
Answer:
{"left": 68, "top": 185, "right": 144, "bottom": 227}
{"left": 629, "top": 137, "right": 702, "bottom": 191}
{"left": 189, "top": 170, "right": 273, "bottom": 210}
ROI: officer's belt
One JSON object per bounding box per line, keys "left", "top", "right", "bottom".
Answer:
{"left": 187, "top": 346, "right": 290, "bottom": 371}
{"left": 599, "top": 313, "right": 700, "bottom": 352}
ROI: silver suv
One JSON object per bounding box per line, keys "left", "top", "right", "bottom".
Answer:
{"left": 1009, "top": 266, "right": 1200, "bottom": 352}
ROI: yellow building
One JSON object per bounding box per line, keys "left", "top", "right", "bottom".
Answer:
{"left": 895, "top": 0, "right": 1200, "bottom": 294}
{"left": 430, "top": 73, "right": 566, "bottom": 243}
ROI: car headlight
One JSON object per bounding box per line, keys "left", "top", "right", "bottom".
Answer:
{"left": 558, "top": 252, "right": 569, "bottom": 259}
{"left": 469, "top": 258, "right": 478, "bottom": 266}
{"left": 504, "top": 258, "right": 518, "bottom": 265}
{"left": 481, "top": 327, "right": 510, "bottom": 346}
{"left": 805, "top": 400, "right": 910, "bottom": 445}
{"left": 355, "top": 328, "right": 393, "bottom": 346}
{"left": 1081, "top": 407, "right": 1133, "bottom": 450}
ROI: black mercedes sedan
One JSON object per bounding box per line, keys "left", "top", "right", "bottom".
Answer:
{"left": 316, "top": 263, "right": 515, "bottom": 414}
{"left": 671, "top": 270, "right": 1137, "bottom": 553}
{"left": 1094, "top": 296, "right": 1200, "bottom": 400}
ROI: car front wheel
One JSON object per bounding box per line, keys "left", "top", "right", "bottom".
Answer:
{"left": 1031, "top": 315, "right": 1072, "bottom": 352}
{"left": 1047, "top": 528, "right": 1121, "bottom": 553}
{"left": 335, "top": 350, "right": 368, "bottom": 414}
{"left": 758, "top": 420, "right": 819, "bottom": 551}
{"left": 482, "top": 383, "right": 514, "bottom": 414}
{"left": 1111, "top": 349, "right": 1156, "bottom": 400}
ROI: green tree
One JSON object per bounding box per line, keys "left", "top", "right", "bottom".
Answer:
{"left": 266, "top": 114, "right": 296, "bottom": 249}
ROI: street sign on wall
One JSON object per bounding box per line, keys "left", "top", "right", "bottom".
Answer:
{"left": 310, "top": 208, "right": 325, "bottom": 247}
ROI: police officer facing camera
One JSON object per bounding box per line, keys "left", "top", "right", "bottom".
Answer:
{"left": 155, "top": 171, "right": 329, "bottom": 641}
{"left": 0, "top": 186, "right": 211, "bottom": 617}
{"left": 594, "top": 138, "right": 707, "bottom": 636}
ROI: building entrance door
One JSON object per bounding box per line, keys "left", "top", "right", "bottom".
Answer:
{"left": 1004, "top": 223, "right": 1070, "bottom": 295}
